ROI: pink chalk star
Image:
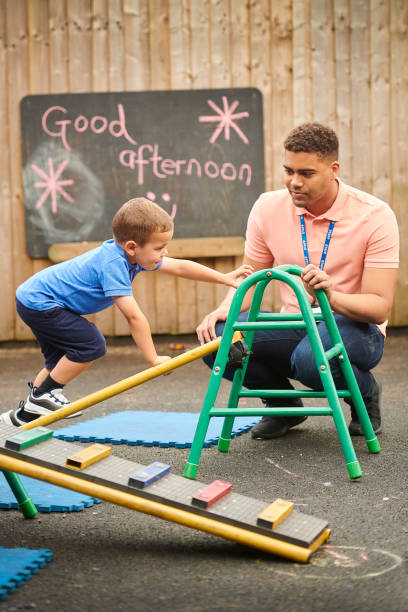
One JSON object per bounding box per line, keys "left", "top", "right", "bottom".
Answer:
{"left": 31, "top": 157, "right": 74, "bottom": 214}
{"left": 198, "top": 96, "right": 249, "bottom": 144}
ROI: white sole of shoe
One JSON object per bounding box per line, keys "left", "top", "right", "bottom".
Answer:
{"left": 24, "top": 399, "right": 82, "bottom": 418}
{"left": 0, "top": 410, "right": 21, "bottom": 427}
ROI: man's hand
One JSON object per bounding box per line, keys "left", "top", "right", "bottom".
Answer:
{"left": 301, "top": 264, "right": 332, "bottom": 300}
{"left": 196, "top": 306, "right": 229, "bottom": 344}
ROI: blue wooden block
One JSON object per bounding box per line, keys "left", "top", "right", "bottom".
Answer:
{"left": 128, "top": 462, "right": 171, "bottom": 489}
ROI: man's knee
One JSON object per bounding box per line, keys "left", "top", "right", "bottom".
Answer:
{"left": 202, "top": 351, "right": 215, "bottom": 369}
{"left": 291, "top": 342, "right": 319, "bottom": 386}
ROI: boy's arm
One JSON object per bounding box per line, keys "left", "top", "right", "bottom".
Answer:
{"left": 113, "top": 295, "right": 170, "bottom": 367}
{"left": 159, "top": 257, "right": 253, "bottom": 288}
{"left": 195, "top": 256, "right": 268, "bottom": 343}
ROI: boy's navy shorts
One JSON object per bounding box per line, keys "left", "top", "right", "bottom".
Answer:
{"left": 16, "top": 299, "right": 107, "bottom": 369}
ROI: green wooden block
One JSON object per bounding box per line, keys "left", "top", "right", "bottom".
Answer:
{"left": 5, "top": 427, "right": 54, "bottom": 451}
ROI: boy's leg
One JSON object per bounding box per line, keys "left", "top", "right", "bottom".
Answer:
{"left": 4, "top": 303, "right": 106, "bottom": 425}
{"left": 46, "top": 356, "right": 93, "bottom": 385}
{"left": 32, "top": 368, "right": 51, "bottom": 388}
{"left": 290, "top": 314, "right": 384, "bottom": 434}
{"left": 4, "top": 358, "right": 94, "bottom": 426}
{"left": 33, "top": 357, "right": 95, "bottom": 389}
{"left": 25, "top": 357, "right": 94, "bottom": 417}
{"left": 202, "top": 312, "right": 308, "bottom": 439}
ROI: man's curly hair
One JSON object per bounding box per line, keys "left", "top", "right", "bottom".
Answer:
{"left": 284, "top": 122, "right": 339, "bottom": 160}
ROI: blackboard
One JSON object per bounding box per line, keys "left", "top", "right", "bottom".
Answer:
{"left": 20, "top": 88, "right": 265, "bottom": 258}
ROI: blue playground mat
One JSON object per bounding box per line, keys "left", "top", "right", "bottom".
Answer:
{"left": 0, "top": 472, "right": 101, "bottom": 512}
{"left": 0, "top": 547, "right": 52, "bottom": 600}
{"left": 55, "top": 410, "right": 259, "bottom": 447}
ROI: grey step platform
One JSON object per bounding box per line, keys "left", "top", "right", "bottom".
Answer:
{"left": 0, "top": 422, "right": 328, "bottom": 549}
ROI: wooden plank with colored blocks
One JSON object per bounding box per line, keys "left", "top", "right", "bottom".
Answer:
{"left": 191, "top": 480, "right": 232, "bottom": 509}
{"left": 0, "top": 421, "right": 330, "bottom": 562}
{"left": 65, "top": 444, "right": 111, "bottom": 470}
{"left": 257, "top": 499, "right": 294, "bottom": 529}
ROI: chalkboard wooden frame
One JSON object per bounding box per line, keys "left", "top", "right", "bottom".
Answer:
{"left": 48, "top": 237, "right": 245, "bottom": 263}
{"left": 20, "top": 88, "right": 265, "bottom": 258}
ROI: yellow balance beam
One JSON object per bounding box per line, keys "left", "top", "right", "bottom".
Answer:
{"left": 0, "top": 452, "right": 327, "bottom": 562}
{"left": 22, "top": 335, "right": 239, "bottom": 431}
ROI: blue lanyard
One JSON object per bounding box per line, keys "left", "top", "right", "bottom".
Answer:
{"left": 300, "top": 215, "right": 335, "bottom": 270}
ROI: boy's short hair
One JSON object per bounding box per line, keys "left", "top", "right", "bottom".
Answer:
{"left": 112, "top": 197, "right": 173, "bottom": 245}
{"left": 284, "top": 122, "right": 339, "bottom": 160}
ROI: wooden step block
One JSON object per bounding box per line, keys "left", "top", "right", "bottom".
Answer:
{"left": 257, "top": 498, "right": 294, "bottom": 529}
{"left": 128, "top": 462, "right": 171, "bottom": 489}
{"left": 191, "top": 480, "right": 232, "bottom": 509}
{"left": 5, "top": 427, "right": 54, "bottom": 451}
{"left": 65, "top": 444, "right": 111, "bottom": 470}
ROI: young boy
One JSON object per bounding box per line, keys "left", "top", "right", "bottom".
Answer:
{"left": 1, "top": 197, "right": 252, "bottom": 427}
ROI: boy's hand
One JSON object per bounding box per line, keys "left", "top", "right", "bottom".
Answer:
{"left": 223, "top": 264, "right": 254, "bottom": 288}
{"left": 151, "top": 355, "right": 173, "bottom": 375}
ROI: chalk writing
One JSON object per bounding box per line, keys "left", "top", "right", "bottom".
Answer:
{"left": 42, "top": 104, "right": 137, "bottom": 151}
{"left": 119, "top": 146, "right": 252, "bottom": 186}
{"left": 31, "top": 158, "right": 74, "bottom": 214}
{"left": 266, "top": 457, "right": 300, "bottom": 478}
{"left": 147, "top": 192, "right": 177, "bottom": 219}
{"left": 199, "top": 96, "right": 250, "bottom": 144}
{"left": 23, "top": 143, "right": 105, "bottom": 246}
{"left": 258, "top": 546, "right": 403, "bottom": 580}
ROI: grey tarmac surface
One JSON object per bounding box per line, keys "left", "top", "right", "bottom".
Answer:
{"left": 0, "top": 329, "right": 407, "bottom": 612}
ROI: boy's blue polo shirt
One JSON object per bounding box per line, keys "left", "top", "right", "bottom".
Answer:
{"left": 16, "top": 239, "right": 160, "bottom": 315}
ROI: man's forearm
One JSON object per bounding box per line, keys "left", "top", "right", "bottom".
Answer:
{"left": 329, "top": 291, "right": 391, "bottom": 324}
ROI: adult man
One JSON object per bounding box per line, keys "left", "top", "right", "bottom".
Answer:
{"left": 197, "top": 122, "right": 399, "bottom": 439}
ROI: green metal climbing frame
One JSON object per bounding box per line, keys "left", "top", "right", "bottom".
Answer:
{"left": 183, "top": 265, "right": 381, "bottom": 481}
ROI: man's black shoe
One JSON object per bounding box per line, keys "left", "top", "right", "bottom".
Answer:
{"left": 251, "top": 399, "right": 307, "bottom": 440}
{"left": 347, "top": 379, "right": 382, "bottom": 436}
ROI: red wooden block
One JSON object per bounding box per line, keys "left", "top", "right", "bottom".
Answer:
{"left": 191, "top": 480, "right": 232, "bottom": 509}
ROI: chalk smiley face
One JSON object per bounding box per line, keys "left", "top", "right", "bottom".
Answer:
{"left": 146, "top": 192, "right": 177, "bottom": 220}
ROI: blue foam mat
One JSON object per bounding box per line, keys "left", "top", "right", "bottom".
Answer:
{"left": 0, "top": 472, "right": 101, "bottom": 512}
{"left": 55, "top": 410, "right": 259, "bottom": 447}
{"left": 0, "top": 547, "right": 52, "bottom": 600}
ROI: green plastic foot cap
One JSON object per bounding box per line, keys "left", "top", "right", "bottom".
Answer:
{"left": 217, "top": 437, "right": 231, "bottom": 452}
{"left": 183, "top": 462, "right": 198, "bottom": 480}
{"left": 347, "top": 460, "right": 362, "bottom": 479}
{"left": 366, "top": 437, "right": 381, "bottom": 454}
{"left": 20, "top": 498, "right": 39, "bottom": 519}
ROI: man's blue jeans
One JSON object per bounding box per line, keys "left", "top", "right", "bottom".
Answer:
{"left": 204, "top": 313, "right": 384, "bottom": 399}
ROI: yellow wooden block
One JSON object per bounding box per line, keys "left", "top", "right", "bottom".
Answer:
{"left": 257, "top": 498, "right": 294, "bottom": 529}
{"left": 65, "top": 444, "right": 111, "bottom": 470}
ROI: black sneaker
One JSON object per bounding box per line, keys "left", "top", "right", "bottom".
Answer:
{"left": 347, "top": 379, "right": 382, "bottom": 436}
{"left": 251, "top": 399, "right": 307, "bottom": 439}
